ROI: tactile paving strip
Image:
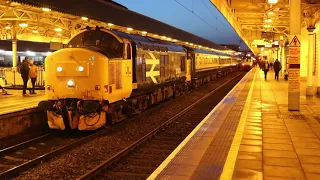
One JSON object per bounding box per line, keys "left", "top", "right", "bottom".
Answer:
{"left": 189, "top": 78, "right": 253, "bottom": 180}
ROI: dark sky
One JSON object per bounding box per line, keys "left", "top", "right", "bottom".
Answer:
{"left": 113, "top": 0, "right": 249, "bottom": 50}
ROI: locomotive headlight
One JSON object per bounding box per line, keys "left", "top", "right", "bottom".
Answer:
{"left": 67, "top": 80, "right": 74, "bottom": 86}
{"left": 78, "top": 66, "right": 84, "bottom": 72}
{"left": 57, "top": 66, "right": 63, "bottom": 72}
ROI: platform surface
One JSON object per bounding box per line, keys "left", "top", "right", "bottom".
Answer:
{"left": 148, "top": 68, "right": 320, "bottom": 180}
{"left": 0, "top": 90, "right": 46, "bottom": 115}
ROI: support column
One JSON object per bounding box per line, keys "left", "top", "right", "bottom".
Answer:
{"left": 317, "top": 26, "right": 320, "bottom": 94}
{"left": 306, "top": 30, "right": 315, "bottom": 95}
{"left": 11, "top": 24, "right": 17, "bottom": 68}
{"left": 288, "top": 0, "right": 301, "bottom": 111}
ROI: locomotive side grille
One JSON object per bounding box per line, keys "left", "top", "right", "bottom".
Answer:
{"left": 115, "top": 61, "right": 122, "bottom": 89}
{"left": 109, "top": 62, "right": 115, "bottom": 84}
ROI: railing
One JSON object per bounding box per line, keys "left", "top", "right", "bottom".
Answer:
{"left": 0, "top": 67, "right": 45, "bottom": 88}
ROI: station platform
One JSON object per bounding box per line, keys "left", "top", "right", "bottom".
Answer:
{"left": 0, "top": 90, "right": 46, "bottom": 115}
{"left": 149, "top": 68, "right": 320, "bottom": 180}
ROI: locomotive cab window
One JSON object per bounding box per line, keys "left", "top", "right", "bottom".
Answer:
{"left": 67, "top": 30, "right": 123, "bottom": 59}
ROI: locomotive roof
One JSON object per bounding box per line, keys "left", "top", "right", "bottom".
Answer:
{"left": 111, "top": 30, "right": 185, "bottom": 53}
{"left": 12, "top": 0, "right": 228, "bottom": 51}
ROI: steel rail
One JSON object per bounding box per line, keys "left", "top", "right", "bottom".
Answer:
{"left": 0, "top": 129, "right": 104, "bottom": 179}
{"left": 0, "top": 132, "right": 55, "bottom": 157}
{"left": 77, "top": 72, "right": 244, "bottom": 180}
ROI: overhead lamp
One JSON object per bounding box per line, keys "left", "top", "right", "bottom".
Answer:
{"left": 5, "top": 26, "right": 10, "bottom": 30}
{"left": 42, "top": 8, "right": 51, "bottom": 12}
{"left": 127, "top": 27, "right": 133, "bottom": 31}
{"left": 81, "top": 17, "right": 88, "bottom": 21}
{"left": 268, "top": 0, "right": 278, "bottom": 4}
{"left": 166, "top": 37, "right": 171, "bottom": 41}
{"left": 57, "top": 33, "right": 62, "bottom": 36}
{"left": 107, "top": 23, "right": 114, "bottom": 26}
{"left": 153, "top": 34, "right": 158, "bottom": 37}
{"left": 32, "top": 30, "right": 39, "bottom": 33}
{"left": 54, "top": 27, "right": 62, "bottom": 32}
{"left": 268, "top": 11, "right": 274, "bottom": 15}
{"left": 141, "top": 31, "right": 147, "bottom": 35}
{"left": 173, "top": 39, "right": 178, "bottom": 42}
{"left": 67, "top": 80, "right": 74, "bottom": 86}
{"left": 19, "top": 23, "right": 28, "bottom": 27}
{"left": 161, "top": 36, "right": 166, "bottom": 39}
{"left": 265, "top": 19, "right": 272, "bottom": 23}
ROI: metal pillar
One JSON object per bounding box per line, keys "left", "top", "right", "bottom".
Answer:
{"left": 288, "top": 0, "right": 301, "bottom": 111}
{"left": 317, "top": 30, "right": 320, "bottom": 94}
{"left": 11, "top": 24, "right": 17, "bottom": 67}
{"left": 306, "top": 31, "right": 314, "bottom": 95}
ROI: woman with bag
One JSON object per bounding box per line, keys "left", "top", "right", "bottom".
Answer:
{"left": 29, "top": 60, "right": 38, "bottom": 94}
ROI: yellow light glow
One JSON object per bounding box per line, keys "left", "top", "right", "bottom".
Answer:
{"left": 265, "top": 19, "right": 272, "bottom": 23}
{"left": 32, "top": 30, "right": 39, "bottom": 33}
{"left": 67, "top": 80, "right": 74, "bottom": 86}
{"left": 57, "top": 66, "right": 62, "bottom": 72}
{"left": 268, "top": 11, "right": 274, "bottom": 15}
{"left": 5, "top": 26, "right": 10, "bottom": 30}
{"left": 268, "top": 0, "right": 278, "bottom": 4}
{"left": 166, "top": 37, "right": 171, "bottom": 41}
{"left": 42, "top": 8, "right": 51, "bottom": 12}
{"left": 186, "top": 42, "right": 189, "bottom": 44}
{"left": 127, "top": 27, "right": 133, "bottom": 31}
{"left": 108, "top": 23, "right": 114, "bottom": 26}
{"left": 57, "top": 33, "right": 62, "bottom": 36}
{"left": 173, "top": 39, "right": 178, "bottom": 42}
{"left": 190, "top": 43, "right": 194, "bottom": 46}
{"left": 54, "top": 28, "right": 62, "bottom": 32}
{"left": 141, "top": 31, "right": 147, "bottom": 35}
{"left": 81, "top": 17, "right": 88, "bottom": 21}
{"left": 78, "top": 66, "right": 84, "bottom": 72}
{"left": 161, "top": 36, "right": 166, "bottom": 39}
{"left": 153, "top": 34, "right": 158, "bottom": 37}
{"left": 19, "top": 23, "right": 28, "bottom": 27}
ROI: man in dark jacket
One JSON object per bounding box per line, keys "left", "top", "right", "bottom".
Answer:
{"left": 273, "top": 59, "right": 282, "bottom": 80}
{"left": 20, "top": 57, "right": 30, "bottom": 96}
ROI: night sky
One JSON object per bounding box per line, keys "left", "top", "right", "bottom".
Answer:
{"left": 113, "top": 0, "right": 249, "bottom": 50}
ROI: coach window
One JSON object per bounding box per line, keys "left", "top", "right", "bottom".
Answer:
{"left": 180, "top": 56, "right": 186, "bottom": 72}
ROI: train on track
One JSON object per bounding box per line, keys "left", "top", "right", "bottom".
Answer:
{"left": 241, "top": 56, "right": 254, "bottom": 71}
{"left": 39, "top": 26, "right": 243, "bottom": 131}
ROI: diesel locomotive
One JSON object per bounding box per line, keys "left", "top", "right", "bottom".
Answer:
{"left": 39, "top": 27, "right": 241, "bottom": 130}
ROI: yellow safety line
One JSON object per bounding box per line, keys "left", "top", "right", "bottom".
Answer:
{"left": 147, "top": 70, "right": 253, "bottom": 180}
{"left": 219, "top": 69, "right": 257, "bottom": 180}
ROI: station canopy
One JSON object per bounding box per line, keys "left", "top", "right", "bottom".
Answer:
{"left": 0, "top": 0, "right": 237, "bottom": 54}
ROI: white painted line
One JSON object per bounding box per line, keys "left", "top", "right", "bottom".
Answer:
{"left": 148, "top": 70, "right": 253, "bottom": 180}
{"left": 219, "top": 70, "right": 257, "bottom": 180}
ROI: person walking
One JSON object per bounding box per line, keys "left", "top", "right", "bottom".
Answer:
{"left": 263, "top": 61, "right": 270, "bottom": 80}
{"left": 273, "top": 59, "right": 282, "bottom": 81}
{"left": 19, "top": 57, "right": 30, "bottom": 96}
{"left": 29, "top": 60, "right": 38, "bottom": 94}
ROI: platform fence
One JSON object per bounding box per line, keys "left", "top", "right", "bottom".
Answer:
{"left": 0, "top": 67, "right": 45, "bottom": 88}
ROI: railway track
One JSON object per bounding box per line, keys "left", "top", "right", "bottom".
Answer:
{"left": 0, "top": 129, "right": 103, "bottom": 179}
{"left": 77, "top": 72, "right": 245, "bottom": 180}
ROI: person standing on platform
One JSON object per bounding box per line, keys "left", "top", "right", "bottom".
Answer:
{"left": 19, "top": 57, "right": 30, "bottom": 96}
{"left": 29, "top": 60, "right": 38, "bottom": 94}
{"left": 273, "top": 59, "right": 282, "bottom": 81}
{"left": 263, "top": 61, "right": 270, "bottom": 80}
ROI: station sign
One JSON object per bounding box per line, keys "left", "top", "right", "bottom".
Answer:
{"left": 288, "top": 35, "right": 300, "bottom": 111}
